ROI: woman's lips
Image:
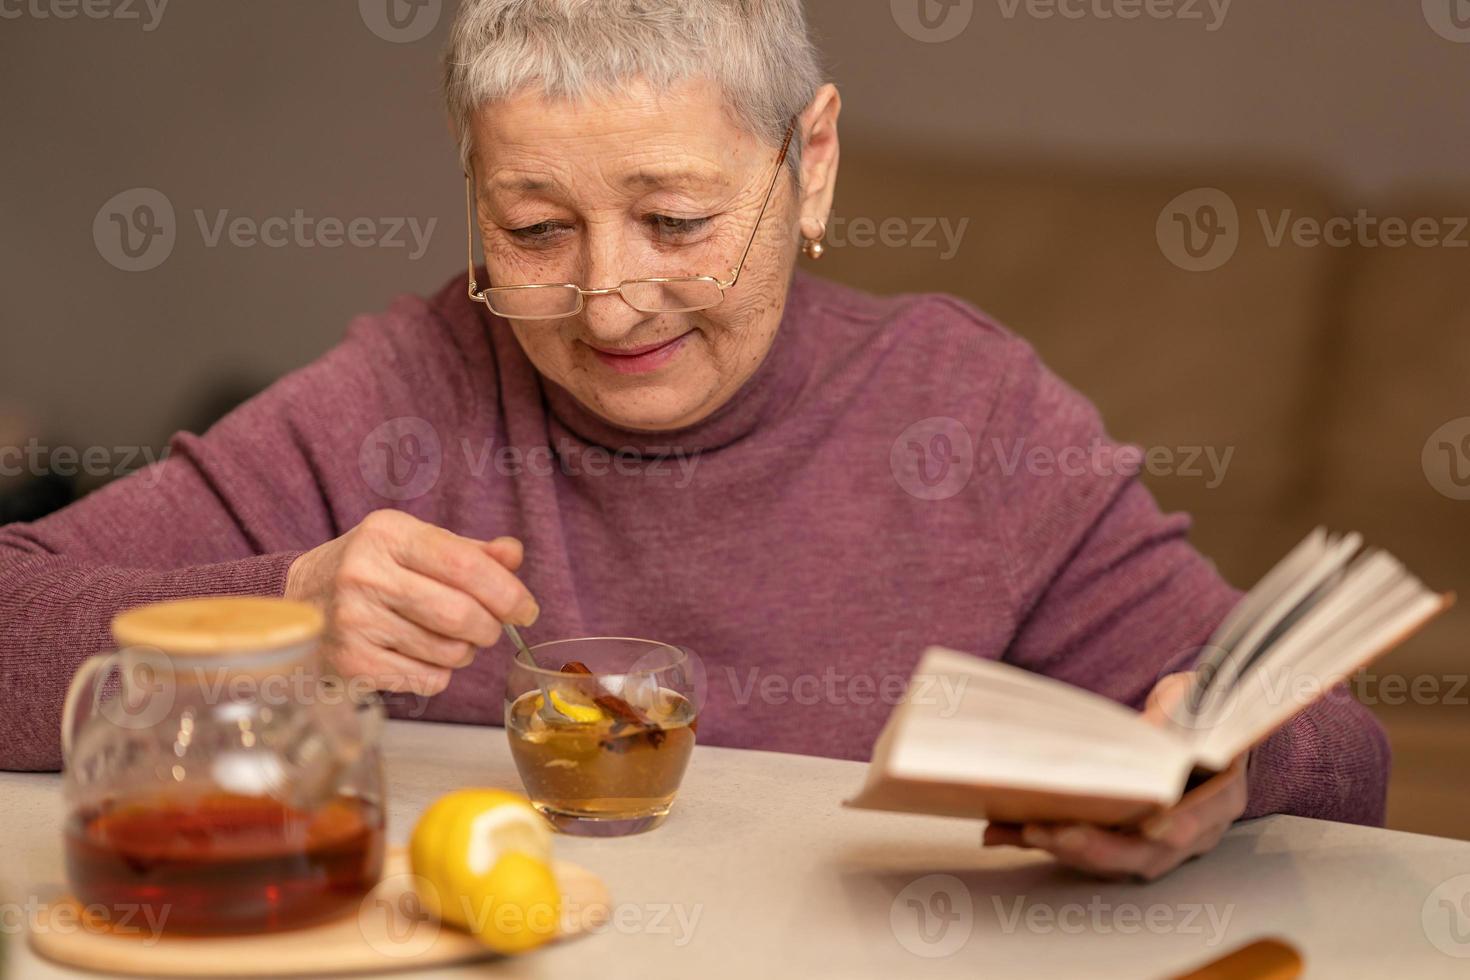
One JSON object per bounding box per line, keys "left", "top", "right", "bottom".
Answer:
{"left": 586, "top": 332, "right": 692, "bottom": 375}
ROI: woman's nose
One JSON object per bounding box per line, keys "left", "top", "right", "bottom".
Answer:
{"left": 574, "top": 229, "right": 649, "bottom": 341}
{"left": 577, "top": 287, "right": 649, "bottom": 342}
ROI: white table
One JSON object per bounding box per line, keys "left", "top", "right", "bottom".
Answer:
{"left": 4, "top": 719, "right": 1470, "bottom": 978}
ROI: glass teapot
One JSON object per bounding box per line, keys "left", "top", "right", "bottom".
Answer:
{"left": 60, "top": 597, "right": 386, "bottom": 934}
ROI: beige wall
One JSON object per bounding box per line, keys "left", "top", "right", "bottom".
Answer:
{"left": 823, "top": 1, "right": 1470, "bottom": 196}
{"left": 2, "top": 0, "right": 1468, "bottom": 451}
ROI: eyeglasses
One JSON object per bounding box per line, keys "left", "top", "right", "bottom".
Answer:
{"left": 465, "top": 122, "right": 795, "bottom": 321}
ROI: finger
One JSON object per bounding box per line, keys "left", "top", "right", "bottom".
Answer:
{"left": 390, "top": 524, "right": 538, "bottom": 626}
{"left": 1142, "top": 672, "right": 1195, "bottom": 726}
{"left": 371, "top": 647, "right": 455, "bottom": 697}
{"left": 377, "top": 567, "right": 506, "bottom": 648}
{"left": 355, "top": 603, "right": 477, "bottom": 669}
{"left": 1140, "top": 758, "right": 1249, "bottom": 841}
{"left": 1139, "top": 809, "right": 1204, "bottom": 852}
{"left": 1022, "top": 823, "right": 1182, "bottom": 881}
{"left": 324, "top": 639, "right": 454, "bottom": 697}
{"left": 482, "top": 536, "right": 524, "bottom": 573}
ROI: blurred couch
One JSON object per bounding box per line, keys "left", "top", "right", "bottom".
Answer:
{"left": 821, "top": 144, "right": 1470, "bottom": 837}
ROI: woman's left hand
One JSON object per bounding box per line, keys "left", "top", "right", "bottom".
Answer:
{"left": 981, "top": 672, "right": 1249, "bottom": 881}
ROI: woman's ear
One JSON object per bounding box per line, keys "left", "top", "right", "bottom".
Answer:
{"left": 797, "top": 84, "right": 842, "bottom": 242}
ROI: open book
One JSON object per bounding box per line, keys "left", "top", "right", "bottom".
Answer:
{"left": 847, "top": 529, "right": 1454, "bottom": 827}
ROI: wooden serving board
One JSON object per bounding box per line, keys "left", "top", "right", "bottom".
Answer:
{"left": 29, "top": 848, "right": 609, "bottom": 977}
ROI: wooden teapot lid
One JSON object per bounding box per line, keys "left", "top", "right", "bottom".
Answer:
{"left": 111, "top": 597, "right": 324, "bottom": 654}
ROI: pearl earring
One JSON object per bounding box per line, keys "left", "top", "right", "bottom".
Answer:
{"left": 802, "top": 221, "right": 828, "bottom": 260}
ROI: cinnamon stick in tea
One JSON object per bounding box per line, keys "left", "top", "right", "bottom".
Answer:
{"left": 559, "top": 661, "right": 666, "bottom": 747}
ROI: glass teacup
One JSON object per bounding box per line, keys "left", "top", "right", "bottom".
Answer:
{"left": 505, "top": 638, "right": 698, "bottom": 836}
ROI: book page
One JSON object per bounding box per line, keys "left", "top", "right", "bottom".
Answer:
{"left": 848, "top": 648, "right": 1197, "bottom": 822}
{"left": 1189, "top": 545, "right": 1451, "bottom": 770}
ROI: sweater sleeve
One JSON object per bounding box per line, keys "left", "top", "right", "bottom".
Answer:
{"left": 987, "top": 339, "right": 1389, "bottom": 827}
{"left": 0, "top": 296, "right": 474, "bottom": 772}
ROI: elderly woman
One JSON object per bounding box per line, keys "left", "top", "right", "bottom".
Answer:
{"left": 0, "top": 0, "right": 1385, "bottom": 880}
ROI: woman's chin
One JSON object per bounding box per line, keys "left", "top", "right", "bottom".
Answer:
{"left": 580, "top": 384, "right": 720, "bottom": 435}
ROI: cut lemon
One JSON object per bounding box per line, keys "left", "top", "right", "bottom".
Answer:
{"left": 409, "top": 789, "right": 560, "bottom": 955}
{"left": 547, "top": 688, "right": 606, "bottom": 724}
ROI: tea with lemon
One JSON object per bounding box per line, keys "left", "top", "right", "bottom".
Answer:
{"left": 506, "top": 686, "right": 696, "bottom": 825}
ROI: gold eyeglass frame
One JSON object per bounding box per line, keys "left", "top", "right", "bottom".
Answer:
{"left": 465, "top": 122, "right": 796, "bottom": 321}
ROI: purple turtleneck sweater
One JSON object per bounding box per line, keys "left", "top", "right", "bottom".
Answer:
{"left": 0, "top": 271, "right": 1388, "bottom": 824}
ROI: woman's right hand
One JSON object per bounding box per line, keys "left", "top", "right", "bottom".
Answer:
{"left": 284, "top": 509, "right": 539, "bottom": 697}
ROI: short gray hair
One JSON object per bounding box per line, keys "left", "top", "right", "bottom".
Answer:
{"left": 442, "top": 0, "right": 824, "bottom": 175}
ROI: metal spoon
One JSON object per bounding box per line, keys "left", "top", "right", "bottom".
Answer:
{"left": 504, "top": 624, "right": 573, "bottom": 724}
